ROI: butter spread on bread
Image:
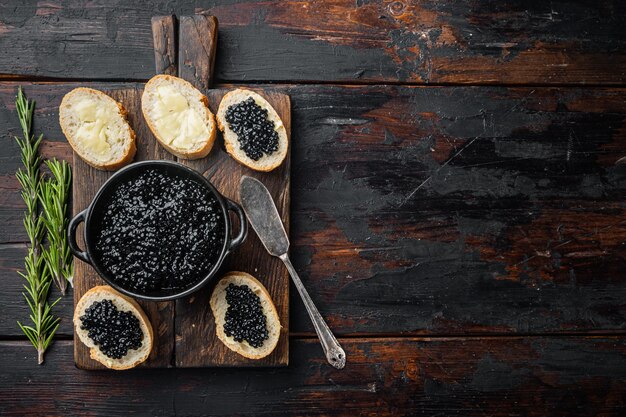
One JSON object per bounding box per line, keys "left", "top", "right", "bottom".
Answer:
{"left": 142, "top": 75, "right": 216, "bottom": 159}
{"left": 59, "top": 88, "right": 136, "bottom": 171}
{"left": 152, "top": 85, "right": 210, "bottom": 149}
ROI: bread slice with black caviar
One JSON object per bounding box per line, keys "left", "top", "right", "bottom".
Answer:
{"left": 210, "top": 271, "right": 281, "bottom": 359}
{"left": 74, "top": 285, "right": 153, "bottom": 370}
{"left": 216, "top": 89, "right": 288, "bottom": 172}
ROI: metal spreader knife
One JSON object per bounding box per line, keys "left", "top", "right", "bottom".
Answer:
{"left": 239, "top": 176, "right": 346, "bottom": 369}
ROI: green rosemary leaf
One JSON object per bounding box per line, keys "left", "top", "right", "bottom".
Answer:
{"left": 17, "top": 322, "right": 38, "bottom": 347}
{"left": 43, "top": 323, "right": 60, "bottom": 348}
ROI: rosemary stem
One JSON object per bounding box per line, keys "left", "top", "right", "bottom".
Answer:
{"left": 13, "top": 87, "right": 61, "bottom": 364}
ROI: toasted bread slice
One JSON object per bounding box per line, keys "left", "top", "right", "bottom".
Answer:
{"left": 216, "top": 89, "right": 288, "bottom": 172}
{"left": 74, "top": 285, "right": 153, "bottom": 370}
{"left": 141, "top": 74, "right": 216, "bottom": 159}
{"left": 59, "top": 88, "right": 136, "bottom": 170}
{"left": 210, "top": 271, "right": 281, "bottom": 359}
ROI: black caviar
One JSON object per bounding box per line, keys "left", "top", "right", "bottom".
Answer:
{"left": 225, "top": 97, "right": 279, "bottom": 161}
{"left": 223, "top": 283, "right": 269, "bottom": 348}
{"left": 80, "top": 299, "right": 143, "bottom": 359}
{"left": 93, "top": 169, "right": 225, "bottom": 295}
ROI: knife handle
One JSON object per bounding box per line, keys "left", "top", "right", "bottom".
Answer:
{"left": 279, "top": 253, "right": 346, "bottom": 369}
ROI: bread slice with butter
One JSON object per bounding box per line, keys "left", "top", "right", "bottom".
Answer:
{"left": 141, "top": 75, "right": 216, "bottom": 159}
{"left": 216, "top": 89, "right": 288, "bottom": 172}
{"left": 59, "top": 88, "right": 136, "bottom": 171}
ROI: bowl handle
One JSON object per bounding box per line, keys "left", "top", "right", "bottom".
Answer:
{"left": 67, "top": 209, "right": 91, "bottom": 264}
{"left": 225, "top": 198, "right": 248, "bottom": 253}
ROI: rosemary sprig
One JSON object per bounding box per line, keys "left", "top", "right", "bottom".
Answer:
{"left": 14, "top": 88, "right": 60, "bottom": 364}
{"left": 40, "top": 159, "right": 73, "bottom": 295}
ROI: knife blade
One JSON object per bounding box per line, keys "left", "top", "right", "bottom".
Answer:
{"left": 238, "top": 176, "right": 289, "bottom": 257}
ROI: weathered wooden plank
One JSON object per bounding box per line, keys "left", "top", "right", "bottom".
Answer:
{"left": 71, "top": 87, "right": 176, "bottom": 369}
{"left": 0, "top": 337, "right": 625, "bottom": 416}
{"left": 173, "top": 89, "right": 290, "bottom": 368}
{"left": 1, "top": 83, "right": 625, "bottom": 338}
{"left": 178, "top": 15, "right": 218, "bottom": 90}
{"left": 0, "top": 1, "right": 624, "bottom": 84}
{"left": 151, "top": 15, "right": 177, "bottom": 76}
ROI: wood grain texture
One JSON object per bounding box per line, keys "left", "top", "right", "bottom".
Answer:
{"left": 151, "top": 16, "right": 177, "bottom": 76}
{"left": 174, "top": 89, "right": 290, "bottom": 367}
{"left": 1, "top": 337, "right": 626, "bottom": 416}
{"left": 178, "top": 15, "right": 218, "bottom": 90}
{"left": 72, "top": 87, "right": 176, "bottom": 369}
{"left": 1, "top": 83, "right": 625, "bottom": 338}
{"left": 0, "top": 1, "right": 624, "bottom": 84}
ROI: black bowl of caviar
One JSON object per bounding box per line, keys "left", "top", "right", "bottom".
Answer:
{"left": 68, "top": 160, "right": 248, "bottom": 301}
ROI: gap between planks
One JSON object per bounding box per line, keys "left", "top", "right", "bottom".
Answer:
{"left": 3, "top": 333, "right": 626, "bottom": 346}
{"left": 2, "top": 74, "right": 626, "bottom": 89}
{"left": 3, "top": 330, "right": 626, "bottom": 343}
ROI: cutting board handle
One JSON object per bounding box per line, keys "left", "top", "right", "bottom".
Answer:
{"left": 151, "top": 15, "right": 177, "bottom": 76}
{"left": 151, "top": 14, "right": 218, "bottom": 90}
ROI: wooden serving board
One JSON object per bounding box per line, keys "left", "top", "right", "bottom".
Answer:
{"left": 72, "top": 15, "right": 290, "bottom": 369}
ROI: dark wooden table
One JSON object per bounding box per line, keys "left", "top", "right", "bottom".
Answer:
{"left": 1, "top": 1, "right": 625, "bottom": 416}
